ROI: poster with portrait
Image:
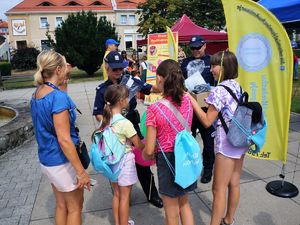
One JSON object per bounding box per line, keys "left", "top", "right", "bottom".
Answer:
{"left": 12, "top": 19, "right": 27, "bottom": 36}
{"left": 144, "top": 32, "right": 178, "bottom": 105}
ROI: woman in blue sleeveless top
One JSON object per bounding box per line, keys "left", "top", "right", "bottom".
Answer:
{"left": 31, "top": 50, "right": 90, "bottom": 225}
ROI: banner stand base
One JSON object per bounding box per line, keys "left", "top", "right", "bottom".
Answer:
{"left": 266, "top": 180, "right": 299, "bottom": 198}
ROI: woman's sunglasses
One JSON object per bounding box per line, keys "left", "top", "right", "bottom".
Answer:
{"left": 190, "top": 45, "right": 203, "bottom": 51}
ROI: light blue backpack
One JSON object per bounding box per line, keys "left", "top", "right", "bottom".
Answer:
{"left": 155, "top": 99, "right": 202, "bottom": 189}
{"left": 90, "top": 116, "right": 126, "bottom": 182}
{"left": 218, "top": 85, "right": 267, "bottom": 154}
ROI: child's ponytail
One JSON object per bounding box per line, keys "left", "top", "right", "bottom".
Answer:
{"left": 100, "top": 102, "right": 112, "bottom": 130}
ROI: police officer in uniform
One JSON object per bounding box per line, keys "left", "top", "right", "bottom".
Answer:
{"left": 93, "top": 51, "right": 163, "bottom": 208}
{"left": 181, "top": 36, "right": 215, "bottom": 184}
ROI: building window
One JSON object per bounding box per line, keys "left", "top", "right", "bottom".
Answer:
{"left": 16, "top": 40, "right": 27, "bottom": 49}
{"left": 0, "top": 28, "right": 8, "bottom": 34}
{"left": 128, "top": 15, "right": 135, "bottom": 25}
{"left": 41, "top": 40, "right": 51, "bottom": 50}
{"left": 55, "top": 17, "right": 63, "bottom": 28}
{"left": 120, "top": 15, "right": 127, "bottom": 25}
{"left": 137, "top": 35, "right": 143, "bottom": 40}
{"left": 125, "top": 35, "right": 133, "bottom": 49}
{"left": 40, "top": 17, "right": 48, "bottom": 28}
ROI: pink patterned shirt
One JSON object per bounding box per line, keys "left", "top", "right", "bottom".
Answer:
{"left": 146, "top": 95, "right": 193, "bottom": 153}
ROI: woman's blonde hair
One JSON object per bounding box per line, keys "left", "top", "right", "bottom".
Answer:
{"left": 34, "top": 50, "right": 66, "bottom": 85}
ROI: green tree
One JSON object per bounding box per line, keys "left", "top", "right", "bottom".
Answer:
{"left": 137, "top": 0, "right": 226, "bottom": 36}
{"left": 137, "top": 0, "right": 182, "bottom": 37}
{"left": 182, "top": 0, "right": 225, "bottom": 31}
{"left": 48, "top": 11, "right": 118, "bottom": 75}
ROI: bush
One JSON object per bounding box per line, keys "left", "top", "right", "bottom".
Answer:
{"left": 11, "top": 48, "right": 40, "bottom": 70}
{"left": 0, "top": 61, "right": 11, "bottom": 76}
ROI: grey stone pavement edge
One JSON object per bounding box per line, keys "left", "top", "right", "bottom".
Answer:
{"left": 0, "top": 80, "right": 300, "bottom": 225}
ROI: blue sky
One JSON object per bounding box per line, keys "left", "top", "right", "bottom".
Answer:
{"left": 0, "top": 0, "right": 23, "bottom": 20}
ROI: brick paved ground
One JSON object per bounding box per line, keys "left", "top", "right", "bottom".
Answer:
{"left": 0, "top": 138, "right": 41, "bottom": 225}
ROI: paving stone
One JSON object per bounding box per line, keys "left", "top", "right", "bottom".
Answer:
{"left": 15, "top": 181, "right": 33, "bottom": 190}
{"left": 0, "top": 170, "right": 8, "bottom": 178}
{"left": 2, "top": 189, "right": 21, "bottom": 199}
{"left": 25, "top": 194, "right": 36, "bottom": 205}
{"left": 0, "top": 182, "right": 17, "bottom": 193}
{"left": 12, "top": 205, "right": 33, "bottom": 217}
{"left": 29, "top": 218, "right": 53, "bottom": 225}
{"left": 0, "top": 190, "right": 4, "bottom": 199}
{"left": 19, "top": 215, "right": 31, "bottom": 225}
{"left": 11, "top": 176, "right": 29, "bottom": 184}
{"left": 0, "top": 207, "right": 14, "bottom": 218}
{"left": 9, "top": 155, "right": 24, "bottom": 161}
{"left": 26, "top": 175, "right": 42, "bottom": 183}
{"left": 22, "top": 184, "right": 39, "bottom": 194}
{"left": 0, "top": 215, "right": 20, "bottom": 225}
{"left": 0, "top": 177, "right": 11, "bottom": 185}
{"left": 7, "top": 196, "right": 27, "bottom": 207}
{"left": 0, "top": 199, "right": 8, "bottom": 208}
{"left": 18, "top": 163, "right": 33, "bottom": 170}
{"left": 5, "top": 170, "right": 21, "bottom": 179}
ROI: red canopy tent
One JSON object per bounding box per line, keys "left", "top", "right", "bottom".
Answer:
{"left": 137, "top": 14, "right": 228, "bottom": 54}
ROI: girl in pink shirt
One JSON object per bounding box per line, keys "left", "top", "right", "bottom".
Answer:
{"left": 143, "top": 59, "right": 196, "bottom": 225}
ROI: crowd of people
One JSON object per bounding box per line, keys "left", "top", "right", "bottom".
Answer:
{"left": 31, "top": 35, "right": 247, "bottom": 225}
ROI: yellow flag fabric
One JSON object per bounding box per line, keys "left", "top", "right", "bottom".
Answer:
{"left": 102, "top": 50, "right": 110, "bottom": 81}
{"left": 166, "top": 26, "right": 178, "bottom": 61}
{"left": 222, "top": 0, "right": 293, "bottom": 162}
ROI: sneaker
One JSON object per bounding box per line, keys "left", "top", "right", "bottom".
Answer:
{"left": 128, "top": 219, "right": 135, "bottom": 225}
{"left": 220, "top": 218, "right": 235, "bottom": 225}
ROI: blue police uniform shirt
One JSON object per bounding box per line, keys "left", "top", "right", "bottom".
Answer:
{"left": 31, "top": 89, "right": 79, "bottom": 166}
{"left": 93, "top": 78, "right": 152, "bottom": 116}
{"left": 181, "top": 54, "right": 215, "bottom": 86}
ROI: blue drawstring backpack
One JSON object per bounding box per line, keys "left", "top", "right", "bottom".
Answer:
{"left": 218, "top": 85, "right": 267, "bottom": 153}
{"left": 90, "top": 116, "right": 126, "bottom": 182}
{"left": 155, "top": 99, "right": 202, "bottom": 189}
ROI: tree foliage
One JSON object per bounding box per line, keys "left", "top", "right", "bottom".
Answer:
{"left": 137, "top": 0, "right": 182, "bottom": 36}
{"left": 137, "top": 0, "right": 226, "bottom": 36}
{"left": 47, "top": 11, "right": 118, "bottom": 75}
{"left": 0, "top": 35, "right": 5, "bottom": 45}
{"left": 181, "top": 0, "right": 225, "bottom": 31}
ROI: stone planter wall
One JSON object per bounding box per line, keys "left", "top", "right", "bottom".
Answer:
{"left": 0, "top": 100, "right": 34, "bottom": 155}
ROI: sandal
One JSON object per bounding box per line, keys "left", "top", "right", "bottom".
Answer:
{"left": 221, "top": 218, "right": 235, "bottom": 225}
